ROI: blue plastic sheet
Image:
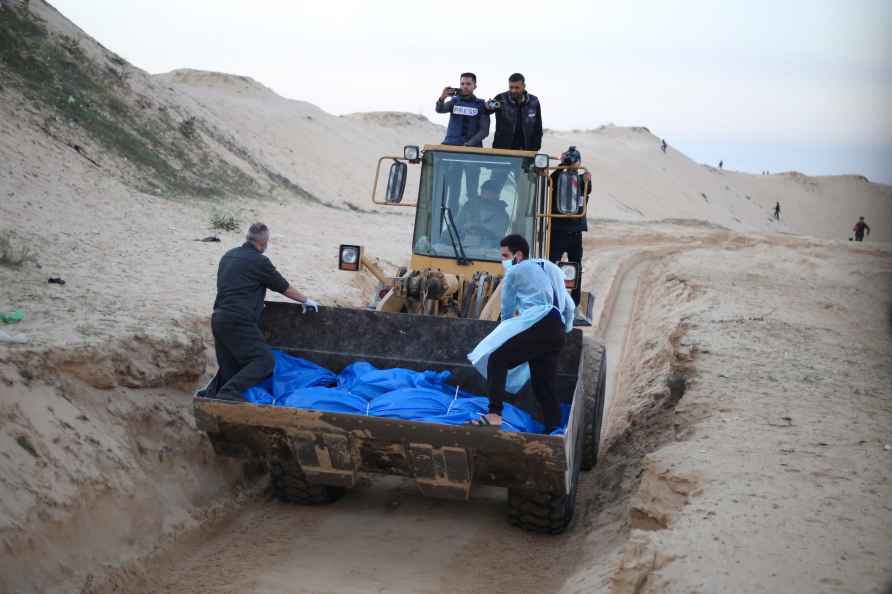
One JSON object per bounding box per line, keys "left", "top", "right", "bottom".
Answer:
{"left": 242, "top": 351, "right": 335, "bottom": 405}
{"left": 277, "top": 387, "right": 369, "bottom": 415}
{"left": 244, "top": 351, "right": 567, "bottom": 435}
{"left": 243, "top": 376, "right": 275, "bottom": 405}
{"left": 338, "top": 362, "right": 451, "bottom": 400}
{"left": 271, "top": 351, "right": 336, "bottom": 400}
{"left": 368, "top": 388, "right": 454, "bottom": 420}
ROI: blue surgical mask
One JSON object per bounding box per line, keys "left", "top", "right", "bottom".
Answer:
{"left": 501, "top": 258, "right": 513, "bottom": 271}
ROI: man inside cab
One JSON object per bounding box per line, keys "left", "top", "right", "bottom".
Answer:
{"left": 457, "top": 179, "right": 510, "bottom": 242}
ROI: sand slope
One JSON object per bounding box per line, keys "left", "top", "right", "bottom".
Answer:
{"left": 1, "top": 2, "right": 891, "bottom": 594}
{"left": 3, "top": 0, "right": 889, "bottom": 240}
{"left": 157, "top": 71, "right": 892, "bottom": 240}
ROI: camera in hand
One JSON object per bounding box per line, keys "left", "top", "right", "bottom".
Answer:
{"left": 561, "top": 146, "right": 581, "bottom": 166}
{"left": 485, "top": 99, "right": 501, "bottom": 110}
{"left": 448, "top": 87, "right": 460, "bottom": 96}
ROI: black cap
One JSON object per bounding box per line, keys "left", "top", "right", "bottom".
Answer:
{"left": 561, "top": 146, "right": 582, "bottom": 164}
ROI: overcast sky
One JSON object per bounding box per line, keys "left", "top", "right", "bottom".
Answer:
{"left": 52, "top": 0, "right": 892, "bottom": 183}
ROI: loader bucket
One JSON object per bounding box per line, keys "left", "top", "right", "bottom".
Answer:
{"left": 195, "top": 304, "right": 587, "bottom": 499}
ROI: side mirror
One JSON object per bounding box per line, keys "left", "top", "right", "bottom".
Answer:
{"left": 385, "top": 160, "right": 408, "bottom": 203}
{"left": 555, "top": 171, "right": 581, "bottom": 214}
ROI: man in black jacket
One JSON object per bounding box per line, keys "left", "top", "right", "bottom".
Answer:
{"left": 488, "top": 73, "right": 543, "bottom": 151}
{"left": 200, "top": 223, "right": 319, "bottom": 401}
{"left": 549, "top": 148, "right": 591, "bottom": 306}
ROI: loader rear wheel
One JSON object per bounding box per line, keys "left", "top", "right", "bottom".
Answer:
{"left": 269, "top": 459, "right": 345, "bottom": 505}
{"left": 581, "top": 337, "right": 607, "bottom": 471}
{"left": 507, "top": 400, "right": 585, "bottom": 534}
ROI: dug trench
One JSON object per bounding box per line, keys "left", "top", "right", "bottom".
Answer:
{"left": 0, "top": 256, "right": 707, "bottom": 594}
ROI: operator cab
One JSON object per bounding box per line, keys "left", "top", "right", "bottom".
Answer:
{"left": 413, "top": 150, "right": 538, "bottom": 263}
{"left": 344, "top": 144, "right": 594, "bottom": 325}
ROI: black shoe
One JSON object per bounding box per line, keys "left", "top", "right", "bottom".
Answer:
{"left": 195, "top": 377, "right": 218, "bottom": 399}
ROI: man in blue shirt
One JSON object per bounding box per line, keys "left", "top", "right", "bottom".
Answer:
{"left": 436, "top": 72, "right": 490, "bottom": 147}
{"left": 466, "top": 234, "right": 575, "bottom": 432}
{"left": 436, "top": 73, "right": 490, "bottom": 209}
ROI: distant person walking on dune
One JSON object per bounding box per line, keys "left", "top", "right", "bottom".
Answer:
{"left": 852, "top": 217, "right": 871, "bottom": 241}
{"left": 774, "top": 202, "right": 781, "bottom": 220}
{"left": 661, "top": 139, "right": 667, "bottom": 153}
{"left": 718, "top": 160, "right": 723, "bottom": 169}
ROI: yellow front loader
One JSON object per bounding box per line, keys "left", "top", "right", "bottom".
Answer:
{"left": 338, "top": 144, "right": 595, "bottom": 324}
{"left": 193, "top": 144, "right": 607, "bottom": 535}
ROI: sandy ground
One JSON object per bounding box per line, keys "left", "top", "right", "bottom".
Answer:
{"left": 2, "top": 3, "right": 892, "bottom": 593}
{"left": 5, "top": 218, "right": 890, "bottom": 594}
{"left": 575, "top": 227, "right": 892, "bottom": 594}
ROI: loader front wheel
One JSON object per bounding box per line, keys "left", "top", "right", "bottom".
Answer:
{"left": 507, "top": 400, "right": 585, "bottom": 534}
{"left": 269, "top": 459, "right": 345, "bottom": 505}
{"left": 507, "top": 487, "right": 576, "bottom": 534}
{"left": 581, "top": 337, "right": 607, "bottom": 471}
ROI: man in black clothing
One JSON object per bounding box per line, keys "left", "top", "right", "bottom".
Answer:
{"left": 549, "top": 147, "right": 592, "bottom": 306}
{"left": 200, "top": 223, "right": 319, "bottom": 401}
{"left": 487, "top": 73, "right": 543, "bottom": 151}
{"left": 774, "top": 202, "right": 781, "bottom": 220}
{"left": 853, "top": 216, "right": 871, "bottom": 241}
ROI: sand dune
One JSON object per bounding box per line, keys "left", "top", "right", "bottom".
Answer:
{"left": 159, "top": 70, "right": 892, "bottom": 241}
{"left": 4, "top": 0, "right": 889, "bottom": 240}
{"left": 1, "top": 2, "right": 890, "bottom": 594}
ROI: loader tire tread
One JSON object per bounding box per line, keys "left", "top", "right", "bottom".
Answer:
{"left": 270, "top": 460, "right": 345, "bottom": 505}
{"left": 508, "top": 489, "right": 572, "bottom": 534}
{"left": 581, "top": 338, "right": 607, "bottom": 471}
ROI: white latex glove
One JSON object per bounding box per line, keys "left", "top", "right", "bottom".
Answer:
{"left": 301, "top": 298, "right": 319, "bottom": 314}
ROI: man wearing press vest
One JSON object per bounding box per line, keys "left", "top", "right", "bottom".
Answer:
{"left": 436, "top": 72, "right": 490, "bottom": 147}
{"left": 436, "top": 73, "right": 490, "bottom": 209}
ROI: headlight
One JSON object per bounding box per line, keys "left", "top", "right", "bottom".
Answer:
{"left": 403, "top": 145, "right": 420, "bottom": 161}
{"left": 558, "top": 261, "right": 579, "bottom": 289}
{"left": 534, "top": 153, "right": 549, "bottom": 169}
{"left": 341, "top": 246, "right": 358, "bottom": 264}
{"left": 339, "top": 244, "right": 361, "bottom": 271}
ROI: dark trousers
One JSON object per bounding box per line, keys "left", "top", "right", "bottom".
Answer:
{"left": 207, "top": 313, "right": 275, "bottom": 400}
{"left": 487, "top": 313, "right": 566, "bottom": 431}
{"left": 855, "top": 233, "right": 864, "bottom": 242}
{"left": 550, "top": 230, "right": 583, "bottom": 305}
